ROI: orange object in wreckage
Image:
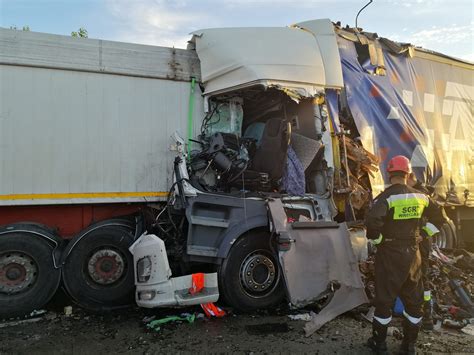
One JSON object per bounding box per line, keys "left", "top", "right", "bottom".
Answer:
{"left": 189, "top": 273, "right": 205, "bottom": 294}
{"left": 190, "top": 273, "right": 226, "bottom": 318}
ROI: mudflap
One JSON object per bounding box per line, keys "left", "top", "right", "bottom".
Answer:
{"left": 129, "top": 234, "right": 219, "bottom": 308}
{"left": 268, "top": 199, "right": 368, "bottom": 336}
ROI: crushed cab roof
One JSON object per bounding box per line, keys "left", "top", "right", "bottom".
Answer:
{"left": 191, "top": 19, "right": 344, "bottom": 97}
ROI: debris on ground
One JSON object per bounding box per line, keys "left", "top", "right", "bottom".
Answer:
{"left": 200, "top": 303, "right": 226, "bottom": 318}
{"left": 359, "top": 246, "right": 474, "bottom": 334}
{"left": 361, "top": 306, "right": 375, "bottom": 323}
{"left": 288, "top": 313, "right": 313, "bottom": 321}
{"left": 387, "top": 326, "right": 403, "bottom": 340}
{"left": 461, "top": 324, "right": 474, "bottom": 336}
{"left": 430, "top": 247, "right": 474, "bottom": 321}
{"left": 0, "top": 309, "right": 47, "bottom": 328}
{"left": 145, "top": 313, "right": 195, "bottom": 332}
{"left": 29, "top": 310, "right": 47, "bottom": 317}
{"left": 63, "top": 306, "right": 73, "bottom": 317}
{"left": 443, "top": 318, "right": 466, "bottom": 329}
{"left": 0, "top": 316, "right": 43, "bottom": 329}
{"left": 1, "top": 306, "right": 472, "bottom": 353}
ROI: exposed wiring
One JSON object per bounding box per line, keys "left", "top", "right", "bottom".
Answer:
{"left": 227, "top": 160, "right": 249, "bottom": 183}
{"left": 165, "top": 178, "right": 187, "bottom": 233}
{"left": 200, "top": 102, "right": 222, "bottom": 136}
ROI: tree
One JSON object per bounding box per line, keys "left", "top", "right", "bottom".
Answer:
{"left": 9, "top": 25, "right": 30, "bottom": 31}
{"left": 71, "top": 27, "right": 88, "bottom": 38}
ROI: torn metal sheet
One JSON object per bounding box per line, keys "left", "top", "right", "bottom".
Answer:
{"left": 191, "top": 19, "right": 343, "bottom": 97}
{"left": 268, "top": 199, "right": 368, "bottom": 336}
{"left": 304, "top": 284, "right": 368, "bottom": 336}
{"left": 268, "top": 83, "right": 324, "bottom": 103}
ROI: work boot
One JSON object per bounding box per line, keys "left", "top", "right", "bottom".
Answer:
{"left": 367, "top": 319, "right": 388, "bottom": 354}
{"left": 400, "top": 318, "right": 421, "bottom": 355}
{"left": 422, "top": 300, "right": 434, "bottom": 331}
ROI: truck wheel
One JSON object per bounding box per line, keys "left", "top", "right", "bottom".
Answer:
{"left": 434, "top": 222, "right": 454, "bottom": 249}
{"left": 219, "top": 231, "right": 285, "bottom": 312}
{"left": 62, "top": 226, "right": 135, "bottom": 312}
{"left": 0, "top": 233, "right": 61, "bottom": 318}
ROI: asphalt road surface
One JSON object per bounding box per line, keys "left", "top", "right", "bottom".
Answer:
{"left": 1, "top": 302, "right": 472, "bottom": 354}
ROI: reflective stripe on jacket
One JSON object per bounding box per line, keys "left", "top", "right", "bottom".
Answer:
{"left": 365, "top": 184, "right": 447, "bottom": 243}
{"left": 421, "top": 222, "right": 440, "bottom": 238}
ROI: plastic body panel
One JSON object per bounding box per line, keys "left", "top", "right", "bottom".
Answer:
{"left": 130, "top": 234, "right": 219, "bottom": 308}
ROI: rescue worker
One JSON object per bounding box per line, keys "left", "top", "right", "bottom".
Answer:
{"left": 407, "top": 172, "right": 440, "bottom": 330}
{"left": 365, "top": 155, "right": 447, "bottom": 354}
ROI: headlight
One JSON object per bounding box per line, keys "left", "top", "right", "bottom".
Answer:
{"left": 138, "top": 290, "right": 156, "bottom": 300}
{"left": 137, "top": 256, "right": 152, "bottom": 282}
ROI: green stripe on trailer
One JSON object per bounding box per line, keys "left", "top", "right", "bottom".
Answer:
{"left": 187, "top": 77, "right": 196, "bottom": 161}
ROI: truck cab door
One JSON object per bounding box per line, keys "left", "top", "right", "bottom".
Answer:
{"left": 267, "top": 198, "right": 368, "bottom": 335}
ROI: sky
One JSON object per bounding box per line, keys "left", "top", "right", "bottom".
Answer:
{"left": 1, "top": 0, "right": 473, "bottom": 61}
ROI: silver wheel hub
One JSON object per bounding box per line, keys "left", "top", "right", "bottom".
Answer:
{"left": 0, "top": 252, "right": 38, "bottom": 294}
{"left": 240, "top": 253, "right": 276, "bottom": 295}
{"left": 87, "top": 249, "right": 125, "bottom": 285}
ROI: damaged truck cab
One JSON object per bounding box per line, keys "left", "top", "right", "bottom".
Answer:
{"left": 131, "top": 20, "right": 369, "bottom": 312}
{"left": 1, "top": 18, "right": 472, "bottom": 318}
{"left": 131, "top": 18, "right": 473, "bottom": 313}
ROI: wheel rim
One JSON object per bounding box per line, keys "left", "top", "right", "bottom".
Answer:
{"left": 239, "top": 250, "right": 278, "bottom": 298}
{"left": 0, "top": 252, "right": 38, "bottom": 294}
{"left": 86, "top": 248, "right": 125, "bottom": 285}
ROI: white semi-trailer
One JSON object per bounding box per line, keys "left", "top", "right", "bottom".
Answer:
{"left": 1, "top": 19, "right": 472, "bottom": 318}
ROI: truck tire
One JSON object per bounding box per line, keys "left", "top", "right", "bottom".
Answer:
{"left": 62, "top": 226, "right": 135, "bottom": 312}
{"left": 218, "top": 231, "right": 285, "bottom": 312}
{"left": 434, "top": 222, "right": 455, "bottom": 249}
{"left": 0, "top": 233, "right": 61, "bottom": 319}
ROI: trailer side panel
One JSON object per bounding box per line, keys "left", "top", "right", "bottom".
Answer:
{"left": 0, "top": 29, "right": 204, "bottom": 206}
